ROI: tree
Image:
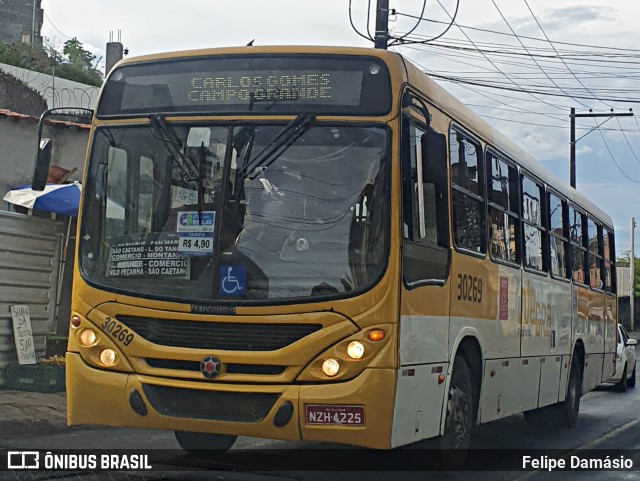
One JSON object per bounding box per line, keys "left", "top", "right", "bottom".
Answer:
{"left": 62, "top": 37, "right": 95, "bottom": 72}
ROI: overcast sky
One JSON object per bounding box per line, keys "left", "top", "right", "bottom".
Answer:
{"left": 41, "top": 0, "right": 640, "bottom": 255}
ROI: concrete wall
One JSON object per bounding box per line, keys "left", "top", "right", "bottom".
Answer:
{"left": 0, "top": 0, "right": 43, "bottom": 46}
{"left": 0, "top": 63, "right": 99, "bottom": 110}
{"left": 0, "top": 113, "right": 88, "bottom": 200}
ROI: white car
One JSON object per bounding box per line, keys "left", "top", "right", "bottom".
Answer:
{"left": 607, "top": 324, "right": 637, "bottom": 391}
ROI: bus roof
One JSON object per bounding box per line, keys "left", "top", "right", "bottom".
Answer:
{"left": 113, "top": 45, "right": 612, "bottom": 228}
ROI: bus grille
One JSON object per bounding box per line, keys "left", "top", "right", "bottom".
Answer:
{"left": 117, "top": 315, "right": 322, "bottom": 351}
{"left": 141, "top": 384, "right": 279, "bottom": 422}
{"left": 145, "top": 358, "right": 285, "bottom": 375}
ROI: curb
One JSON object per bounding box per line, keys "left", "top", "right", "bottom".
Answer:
{"left": 0, "top": 419, "right": 67, "bottom": 438}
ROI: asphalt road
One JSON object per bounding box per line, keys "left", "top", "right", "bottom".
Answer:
{"left": 2, "top": 375, "right": 640, "bottom": 480}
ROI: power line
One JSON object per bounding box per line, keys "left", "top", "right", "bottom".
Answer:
{"left": 388, "top": 0, "right": 427, "bottom": 45}
{"left": 490, "top": 0, "right": 590, "bottom": 109}
{"left": 43, "top": 12, "right": 71, "bottom": 40}
{"left": 429, "top": 0, "right": 567, "bottom": 112}
{"left": 615, "top": 116, "right": 640, "bottom": 166}
{"left": 392, "top": 12, "right": 640, "bottom": 54}
{"left": 389, "top": 0, "right": 460, "bottom": 46}
{"left": 424, "top": 71, "right": 640, "bottom": 102}
{"left": 522, "top": 0, "right": 613, "bottom": 110}
{"left": 594, "top": 121, "right": 640, "bottom": 183}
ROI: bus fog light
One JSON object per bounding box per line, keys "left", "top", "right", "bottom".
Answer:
{"left": 347, "top": 341, "right": 365, "bottom": 359}
{"left": 78, "top": 329, "right": 97, "bottom": 346}
{"left": 99, "top": 349, "right": 117, "bottom": 366}
{"left": 322, "top": 359, "right": 340, "bottom": 377}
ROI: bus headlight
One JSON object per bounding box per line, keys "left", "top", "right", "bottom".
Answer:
{"left": 78, "top": 329, "right": 97, "bottom": 347}
{"left": 347, "top": 341, "right": 365, "bottom": 359}
{"left": 99, "top": 349, "right": 117, "bottom": 367}
{"left": 322, "top": 358, "right": 340, "bottom": 377}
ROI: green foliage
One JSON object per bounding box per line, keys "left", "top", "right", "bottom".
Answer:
{"left": 63, "top": 37, "right": 96, "bottom": 71}
{"left": 0, "top": 38, "right": 102, "bottom": 87}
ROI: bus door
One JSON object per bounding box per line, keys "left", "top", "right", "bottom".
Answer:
{"left": 393, "top": 97, "right": 450, "bottom": 447}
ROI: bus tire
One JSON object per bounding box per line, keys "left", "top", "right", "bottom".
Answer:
{"left": 559, "top": 351, "right": 582, "bottom": 427}
{"left": 439, "top": 355, "right": 475, "bottom": 467}
{"left": 524, "top": 350, "right": 582, "bottom": 429}
{"left": 174, "top": 431, "right": 237, "bottom": 455}
{"left": 616, "top": 364, "right": 628, "bottom": 392}
{"left": 628, "top": 365, "right": 637, "bottom": 388}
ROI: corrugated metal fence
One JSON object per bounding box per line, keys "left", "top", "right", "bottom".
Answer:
{"left": 0, "top": 211, "right": 64, "bottom": 386}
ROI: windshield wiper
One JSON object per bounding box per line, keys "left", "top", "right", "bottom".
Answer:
{"left": 149, "top": 114, "right": 199, "bottom": 182}
{"left": 237, "top": 112, "right": 315, "bottom": 180}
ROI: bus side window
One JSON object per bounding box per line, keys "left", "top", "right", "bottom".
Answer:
{"left": 450, "top": 126, "right": 485, "bottom": 254}
{"left": 548, "top": 192, "right": 569, "bottom": 278}
{"left": 588, "top": 218, "right": 603, "bottom": 290}
{"left": 487, "top": 152, "right": 518, "bottom": 264}
{"left": 569, "top": 206, "right": 587, "bottom": 285}
{"left": 401, "top": 115, "right": 449, "bottom": 285}
{"left": 603, "top": 228, "right": 616, "bottom": 293}
{"left": 521, "top": 174, "right": 546, "bottom": 272}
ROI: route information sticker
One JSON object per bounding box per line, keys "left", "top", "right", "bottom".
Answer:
{"left": 107, "top": 236, "right": 189, "bottom": 278}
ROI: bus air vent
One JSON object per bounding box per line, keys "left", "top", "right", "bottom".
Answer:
{"left": 141, "top": 384, "right": 279, "bottom": 422}
{"left": 116, "top": 316, "right": 322, "bottom": 351}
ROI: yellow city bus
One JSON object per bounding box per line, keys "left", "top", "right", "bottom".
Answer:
{"left": 34, "top": 46, "right": 618, "bottom": 453}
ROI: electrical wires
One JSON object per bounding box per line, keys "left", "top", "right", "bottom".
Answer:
{"left": 347, "top": 0, "right": 640, "bottom": 184}
{"left": 389, "top": 0, "right": 459, "bottom": 46}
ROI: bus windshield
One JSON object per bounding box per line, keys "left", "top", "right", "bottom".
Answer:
{"left": 79, "top": 121, "right": 389, "bottom": 304}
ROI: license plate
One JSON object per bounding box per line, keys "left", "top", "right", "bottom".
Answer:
{"left": 305, "top": 404, "right": 365, "bottom": 425}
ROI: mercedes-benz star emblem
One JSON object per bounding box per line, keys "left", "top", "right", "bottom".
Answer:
{"left": 200, "top": 356, "right": 222, "bottom": 379}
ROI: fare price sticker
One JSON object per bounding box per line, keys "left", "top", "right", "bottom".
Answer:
{"left": 178, "top": 232, "right": 214, "bottom": 256}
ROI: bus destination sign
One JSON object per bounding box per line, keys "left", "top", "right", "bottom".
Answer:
{"left": 98, "top": 55, "right": 391, "bottom": 116}
{"left": 187, "top": 72, "right": 335, "bottom": 104}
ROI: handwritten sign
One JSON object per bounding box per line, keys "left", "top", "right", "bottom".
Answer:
{"left": 11, "top": 305, "right": 36, "bottom": 364}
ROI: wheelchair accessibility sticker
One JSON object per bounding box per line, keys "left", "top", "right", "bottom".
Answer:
{"left": 219, "top": 265, "right": 246, "bottom": 296}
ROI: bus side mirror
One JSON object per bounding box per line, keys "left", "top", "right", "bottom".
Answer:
{"left": 32, "top": 138, "right": 52, "bottom": 191}
{"left": 421, "top": 131, "right": 447, "bottom": 185}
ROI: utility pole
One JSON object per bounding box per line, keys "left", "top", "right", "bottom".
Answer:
{"left": 31, "top": 1, "right": 36, "bottom": 45}
{"left": 374, "top": 0, "right": 390, "bottom": 49}
{"left": 569, "top": 108, "right": 633, "bottom": 189}
{"left": 632, "top": 217, "right": 636, "bottom": 331}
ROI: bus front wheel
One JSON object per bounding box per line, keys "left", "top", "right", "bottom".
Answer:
{"left": 439, "top": 355, "right": 475, "bottom": 467}
{"left": 174, "top": 431, "right": 237, "bottom": 454}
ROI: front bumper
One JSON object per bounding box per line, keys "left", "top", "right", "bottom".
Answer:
{"left": 66, "top": 352, "right": 396, "bottom": 449}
